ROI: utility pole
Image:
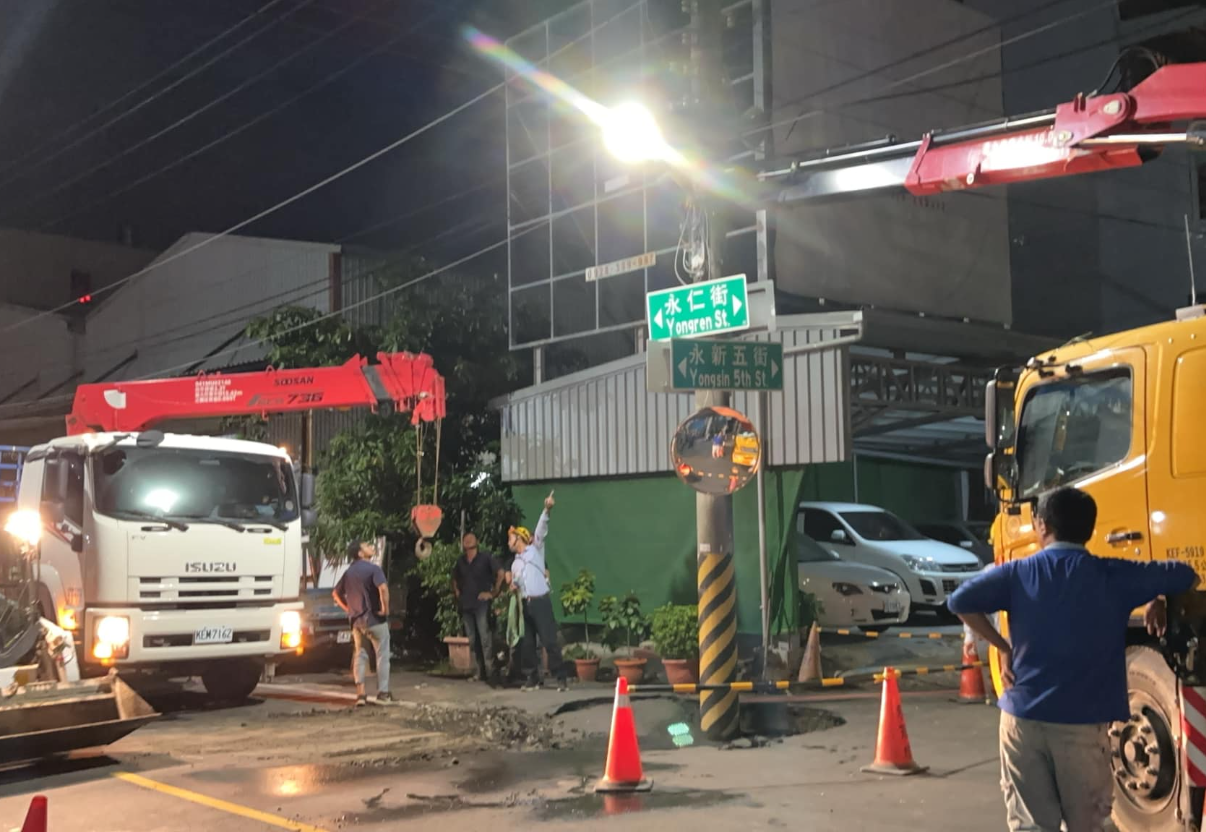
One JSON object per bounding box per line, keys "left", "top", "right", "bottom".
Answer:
{"left": 690, "top": 0, "right": 739, "bottom": 742}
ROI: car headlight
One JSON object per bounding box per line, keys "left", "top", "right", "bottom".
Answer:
{"left": 280, "top": 610, "right": 302, "bottom": 650}
{"left": 901, "top": 555, "right": 937, "bottom": 571}
{"left": 832, "top": 582, "right": 863, "bottom": 596}
{"left": 94, "top": 615, "right": 130, "bottom": 661}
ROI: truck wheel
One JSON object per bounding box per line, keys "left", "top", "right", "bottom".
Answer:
{"left": 201, "top": 661, "right": 263, "bottom": 704}
{"left": 1111, "top": 645, "right": 1183, "bottom": 832}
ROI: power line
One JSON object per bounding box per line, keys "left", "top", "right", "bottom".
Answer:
{"left": 66, "top": 211, "right": 502, "bottom": 369}
{"left": 5, "top": 0, "right": 412, "bottom": 224}
{"left": 0, "top": 0, "right": 304, "bottom": 193}
{"left": 35, "top": 2, "right": 457, "bottom": 233}
{"left": 1, "top": 81, "right": 503, "bottom": 336}
{"left": 0, "top": 206, "right": 505, "bottom": 407}
{"left": 790, "top": 5, "right": 1204, "bottom": 123}
{"left": 755, "top": 0, "right": 1101, "bottom": 144}
{"left": 138, "top": 224, "right": 529, "bottom": 381}
{"left": 0, "top": 0, "right": 645, "bottom": 334}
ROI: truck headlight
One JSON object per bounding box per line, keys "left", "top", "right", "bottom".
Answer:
{"left": 94, "top": 615, "right": 130, "bottom": 660}
{"left": 280, "top": 610, "right": 302, "bottom": 650}
{"left": 3, "top": 510, "right": 41, "bottom": 548}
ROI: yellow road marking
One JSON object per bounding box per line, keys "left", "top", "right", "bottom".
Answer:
{"left": 113, "top": 772, "right": 330, "bottom": 832}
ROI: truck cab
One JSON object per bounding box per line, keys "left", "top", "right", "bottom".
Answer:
{"left": 14, "top": 430, "right": 309, "bottom": 702}
{"left": 985, "top": 306, "right": 1206, "bottom": 830}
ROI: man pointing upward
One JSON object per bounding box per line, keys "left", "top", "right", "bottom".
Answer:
{"left": 508, "top": 491, "right": 568, "bottom": 692}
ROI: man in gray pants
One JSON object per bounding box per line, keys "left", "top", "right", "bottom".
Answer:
{"left": 949, "top": 488, "right": 1197, "bottom": 830}
{"left": 333, "top": 538, "right": 392, "bottom": 705}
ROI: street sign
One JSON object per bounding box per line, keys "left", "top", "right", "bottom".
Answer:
{"left": 670, "top": 339, "right": 783, "bottom": 391}
{"left": 646, "top": 274, "right": 749, "bottom": 341}
{"left": 585, "top": 252, "right": 656, "bottom": 282}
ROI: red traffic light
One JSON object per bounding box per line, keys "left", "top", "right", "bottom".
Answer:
{"left": 77, "top": 294, "right": 92, "bottom": 304}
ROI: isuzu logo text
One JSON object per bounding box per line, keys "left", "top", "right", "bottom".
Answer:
{"left": 185, "top": 562, "right": 237, "bottom": 574}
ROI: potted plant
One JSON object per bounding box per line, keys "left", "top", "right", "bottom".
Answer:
{"left": 651, "top": 604, "right": 699, "bottom": 685}
{"left": 560, "top": 569, "right": 601, "bottom": 681}
{"left": 600, "top": 592, "right": 650, "bottom": 684}
{"left": 414, "top": 542, "right": 471, "bottom": 672}
{"left": 563, "top": 643, "right": 600, "bottom": 680}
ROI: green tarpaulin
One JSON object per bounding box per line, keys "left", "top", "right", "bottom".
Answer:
{"left": 511, "top": 457, "right": 960, "bottom": 636}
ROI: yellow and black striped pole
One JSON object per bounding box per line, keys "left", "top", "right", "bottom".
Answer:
{"left": 698, "top": 549, "right": 739, "bottom": 740}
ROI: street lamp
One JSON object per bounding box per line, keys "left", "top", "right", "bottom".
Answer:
{"left": 600, "top": 102, "right": 674, "bottom": 164}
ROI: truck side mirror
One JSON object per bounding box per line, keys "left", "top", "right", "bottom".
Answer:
{"left": 985, "top": 452, "right": 1018, "bottom": 496}
{"left": 41, "top": 500, "right": 64, "bottom": 526}
{"left": 300, "top": 473, "right": 315, "bottom": 510}
{"left": 830, "top": 529, "right": 849, "bottom": 544}
{"left": 984, "top": 381, "right": 998, "bottom": 450}
{"left": 301, "top": 509, "right": 317, "bottom": 529}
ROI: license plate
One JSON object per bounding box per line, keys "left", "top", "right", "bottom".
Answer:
{"left": 336, "top": 630, "right": 352, "bottom": 644}
{"left": 883, "top": 601, "right": 901, "bottom": 615}
{"left": 194, "top": 626, "right": 234, "bottom": 645}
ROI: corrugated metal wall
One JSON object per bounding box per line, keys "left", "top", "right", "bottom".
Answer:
{"left": 497, "top": 322, "right": 852, "bottom": 482}
{"left": 266, "top": 409, "right": 370, "bottom": 463}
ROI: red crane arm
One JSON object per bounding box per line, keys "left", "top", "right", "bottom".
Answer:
{"left": 65, "top": 352, "right": 447, "bottom": 435}
{"left": 764, "top": 62, "right": 1206, "bottom": 203}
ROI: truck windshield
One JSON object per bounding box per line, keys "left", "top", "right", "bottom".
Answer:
{"left": 93, "top": 446, "right": 298, "bottom": 524}
{"left": 1015, "top": 368, "right": 1132, "bottom": 499}
{"left": 840, "top": 511, "right": 924, "bottom": 541}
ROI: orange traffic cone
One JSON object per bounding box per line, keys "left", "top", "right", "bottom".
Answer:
{"left": 861, "top": 667, "right": 928, "bottom": 776}
{"left": 797, "top": 622, "right": 821, "bottom": 683}
{"left": 958, "top": 636, "right": 990, "bottom": 705}
{"left": 22, "top": 795, "right": 47, "bottom": 832}
{"left": 594, "top": 677, "right": 652, "bottom": 793}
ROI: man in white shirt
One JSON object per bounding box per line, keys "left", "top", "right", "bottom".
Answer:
{"left": 508, "top": 491, "right": 568, "bottom": 691}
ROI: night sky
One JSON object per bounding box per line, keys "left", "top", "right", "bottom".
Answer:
{"left": 0, "top": 0, "right": 569, "bottom": 259}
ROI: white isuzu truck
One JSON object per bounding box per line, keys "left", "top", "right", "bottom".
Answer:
{"left": 4, "top": 351, "right": 446, "bottom": 704}
{"left": 9, "top": 430, "right": 309, "bottom": 702}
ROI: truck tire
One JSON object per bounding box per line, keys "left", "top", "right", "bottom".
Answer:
{"left": 201, "top": 660, "right": 263, "bottom": 704}
{"left": 1111, "top": 645, "right": 1184, "bottom": 832}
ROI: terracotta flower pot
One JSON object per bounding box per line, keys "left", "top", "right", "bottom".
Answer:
{"left": 662, "top": 658, "right": 699, "bottom": 686}
{"left": 573, "top": 658, "right": 601, "bottom": 682}
{"left": 614, "top": 657, "right": 647, "bottom": 685}
{"left": 444, "top": 636, "right": 472, "bottom": 672}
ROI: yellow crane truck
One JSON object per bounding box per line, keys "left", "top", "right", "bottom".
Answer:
{"left": 752, "top": 52, "right": 1206, "bottom": 832}
{"left": 985, "top": 303, "right": 1206, "bottom": 831}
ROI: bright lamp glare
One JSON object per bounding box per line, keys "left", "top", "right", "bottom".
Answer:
{"left": 96, "top": 616, "right": 130, "bottom": 646}
{"left": 143, "top": 489, "right": 178, "bottom": 514}
{"left": 602, "top": 102, "right": 669, "bottom": 164}
{"left": 4, "top": 510, "right": 41, "bottom": 547}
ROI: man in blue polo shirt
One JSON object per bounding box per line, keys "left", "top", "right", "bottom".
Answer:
{"left": 949, "top": 487, "right": 1197, "bottom": 831}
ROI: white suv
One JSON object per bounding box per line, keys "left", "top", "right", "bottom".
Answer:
{"left": 798, "top": 502, "right": 982, "bottom": 614}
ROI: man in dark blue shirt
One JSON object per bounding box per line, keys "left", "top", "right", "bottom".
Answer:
{"left": 452, "top": 533, "right": 503, "bottom": 682}
{"left": 333, "top": 538, "right": 392, "bottom": 706}
{"left": 949, "top": 487, "right": 1197, "bottom": 830}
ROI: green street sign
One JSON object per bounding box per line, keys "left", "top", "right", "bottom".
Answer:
{"left": 671, "top": 338, "right": 783, "bottom": 391}
{"left": 646, "top": 274, "right": 749, "bottom": 342}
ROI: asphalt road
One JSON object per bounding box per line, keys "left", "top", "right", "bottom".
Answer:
{"left": 0, "top": 665, "right": 1014, "bottom": 832}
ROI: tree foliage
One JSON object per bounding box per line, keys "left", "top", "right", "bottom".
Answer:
{"left": 242, "top": 259, "right": 527, "bottom": 655}
{"left": 246, "top": 306, "right": 379, "bottom": 369}
{"left": 242, "top": 260, "right": 525, "bottom": 548}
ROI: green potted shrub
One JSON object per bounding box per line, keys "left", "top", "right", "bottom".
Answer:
{"left": 560, "top": 569, "right": 601, "bottom": 681}
{"left": 651, "top": 604, "right": 699, "bottom": 685}
{"left": 414, "top": 542, "right": 470, "bottom": 671}
{"left": 600, "top": 592, "right": 650, "bottom": 684}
